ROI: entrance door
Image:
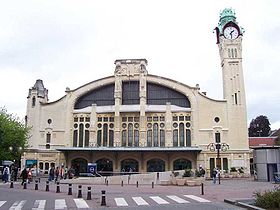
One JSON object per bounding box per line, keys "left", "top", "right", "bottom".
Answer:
{"left": 121, "top": 159, "right": 139, "bottom": 173}
{"left": 71, "top": 158, "right": 88, "bottom": 175}
{"left": 267, "top": 163, "right": 277, "bottom": 182}
{"left": 96, "top": 158, "right": 113, "bottom": 176}
{"left": 147, "top": 159, "right": 165, "bottom": 172}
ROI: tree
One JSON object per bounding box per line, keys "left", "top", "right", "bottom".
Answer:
{"left": 248, "top": 115, "right": 271, "bottom": 137}
{"left": 0, "top": 107, "right": 29, "bottom": 165}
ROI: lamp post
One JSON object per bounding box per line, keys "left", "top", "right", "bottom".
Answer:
{"left": 207, "top": 142, "right": 229, "bottom": 184}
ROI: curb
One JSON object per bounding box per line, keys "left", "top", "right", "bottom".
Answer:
{"left": 224, "top": 199, "right": 265, "bottom": 210}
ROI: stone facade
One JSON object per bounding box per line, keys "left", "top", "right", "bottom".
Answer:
{"left": 22, "top": 8, "right": 250, "bottom": 176}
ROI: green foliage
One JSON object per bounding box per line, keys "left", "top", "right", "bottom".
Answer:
{"left": 0, "top": 108, "right": 29, "bottom": 164}
{"left": 230, "top": 167, "right": 237, "bottom": 172}
{"left": 254, "top": 187, "right": 280, "bottom": 209}
{"left": 248, "top": 115, "right": 271, "bottom": 137}
{"left": 183, "top": 169, "right": 192, "bottom": 177}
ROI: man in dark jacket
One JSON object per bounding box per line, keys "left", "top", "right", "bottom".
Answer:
{"left": 20, "top": 168, "right": 28, "bottom": 185}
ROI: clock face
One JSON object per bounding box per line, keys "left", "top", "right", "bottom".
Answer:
{"left": 223, "top": 26, "right": 239, "bottom": 40}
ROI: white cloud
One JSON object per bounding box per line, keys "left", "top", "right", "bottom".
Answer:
{"left": 0, "top": 0, "right": 279, "bottom": 129}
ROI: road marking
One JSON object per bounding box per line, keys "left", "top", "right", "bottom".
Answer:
{"left": 132, "top": 197, "right": 149, "bottom": 205}
{"left": 73, "top": 199, "right": 89, "bottom": 208}
{"left": 150, "top": 196, "right": 169, "bottom": 204}
{"left": 55, "top": 199, "right": 67, "bottom": 209}
{"left": 184, "top": 195, "right": 211, "bottom": 202}
{"left": 0, "top": 201, "right": 6, "bottom": 207}
{"left": 167, "top": 195, "right": 190, "bottom": 203}
{"left": 32, "top": 200, "right": 46, "bottom": 210}
{"left": 114, "top": 198, "right": 128, "bottom": 206}
{"left": 9, "top": 200, "right": 26, "bottom": 210}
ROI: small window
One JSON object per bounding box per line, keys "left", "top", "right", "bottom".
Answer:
{"left": 98, "top": 117, "right": 102, "bottom": 122}
{"left": 109, "top": 117, "right": 114, "bottom": 122}
{"left": 85, "top": 123, "right": 90, "bottom": 128}
{"left": 80, "top": 117, "right": 84, "bottom": 122}
{"left": 147, "top": 117, "right": 152, "bottom": 122}
{"left": 122, "top": 117, "right": 127, "bottom": 122}
{"left": 46, "top": 144, "right": 50, "bottom": 149}
{"left": 185, "top": 116, "right": 191, "bottom": 121}
{"left": 134, "top": 117, "right": 139, "bottom": 122}
{"left": 128, "top": 117, "right": 133, "bottom": 122}
{"left": 47, "top": 119, "right": 52, "bottom": 124}
{"left": 85, "top": 117, "right": 90, "bottom": 122}
{"left": 160, "top": 116, "right": 165, "bottom": 121}
{"left": 173, "top": 116, "right": 178, "bottom": 121}
{"left": 214, "top": 117, "right": 220, "bottom": 123}
{"left": 46, "top": 133, "right": 51, "bottom": 143}
{"left": 104, "top": 117, "right": 108, "bottom": 122}
{"left": 186, "top": 122, "right": 191, "bottom": 128}
{"left": 74, "top": 117, "right": 78, "bottom": 122}
{"left": 215, "top": 132, "right": 221, "bottom": 143}
{"left": 179, "top": 116, "right": 184, "bottom": 121}
{"left": 32, "top": 96, "right": 36, "bottom": 107}
{"left": 153, "top": 116, "right": 158, "bottom": 121}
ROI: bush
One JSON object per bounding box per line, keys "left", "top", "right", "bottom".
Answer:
{"left": 183, "top": 169, "right": 192, "bottom": 177}
{"left": 254, "top": 187, "right": 280, "bottom": 209}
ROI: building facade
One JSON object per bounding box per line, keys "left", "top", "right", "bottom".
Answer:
{"left": 22, "top": 8, "right": 250, "bottom": 176}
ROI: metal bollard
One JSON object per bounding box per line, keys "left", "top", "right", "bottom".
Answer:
{"left": 35, "top": 180, "right": 38, "bottom": 190}
{"left": 121, "top": 180, "right": 123, "bottom": 187}
{"left": 201, "top": 183, "right": 204, "bottom": 195}
{"left": 38, "top": 178, "right": 41, "bottom": 183}
{"left": 10, "top": 181, "right": 14, "bottom": 188}
{"left": 56, "top": 182, "right": 60, "bottom": 193}
{"left": 101, "top": 190, "right": 106, "bottom": 206}
{"left": 23, "top": 182, "right": 27, "bottom": 189}
{"left": 87, "top": 186, "right": 91, "bottom": 200}
{"left": 106, "top": 180, "right": 108, "bottom": 186}
{"left": 136, "top": 181, "right": 138, "bottom": 188}
{"left": 152, "top": 181, "right": 154, "bottom": 188}
{"left": 68, "top": 184, "right": 72, "bottom": 195}
{"left": 46, "top": 181, "right": 49, "bottom": 192}
{"left": 77, "top": 185, "right": 82, "bottom": 198}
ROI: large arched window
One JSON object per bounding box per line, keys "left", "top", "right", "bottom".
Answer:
{"left": 121, "top": 159, "right": 139, "bottom": 172}
{"left": 96, "top": 158, "right": 113, "bottom": 176}
{"left": 122, "top": 81, "right": 140, "bottom": 105}
{"left": 147, "top": 159, "right": 165, "bottom": 172}
{"left": 147, "top": 82, "right": 190, "bottom": 107}
{"left": 71, "top": 158, "right": 88, "bottom": 174}
{"left": 173, "top": 159, "right": 192, "bottom": 170}
{"left": 74, "top": 83, "right": 115, "bottom": 109}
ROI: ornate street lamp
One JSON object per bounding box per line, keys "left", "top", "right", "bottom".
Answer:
{"left": 207, "top": 142, "right": 229, "bottom": 184}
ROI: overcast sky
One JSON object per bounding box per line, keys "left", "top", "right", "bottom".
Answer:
{"left": 0, "top": 0, "right": 279, "bottom": 130}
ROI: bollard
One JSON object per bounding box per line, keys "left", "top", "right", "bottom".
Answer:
{"left": 136, "top": 181, "right": 138, "bottom": 188}
{"left": 121, "top": 180, "right": 123, "bottom": 187}
{"left": 38, "top": 178, "right": 41, "bottom": 183}
{"left": 68, "top": 184, "right": 72, "bottom": 195}
{"left": 35, "top": 180, "right": 38, "bottom": 190}
{"left": 56, "top": 182, "right": 60, "bottom": 193}
{"left": 101, "top": 190, "right": 106, "bottom": 206}
{"left": 23, "top": 182, "right": 27, "bottom": 189}
{"left": 87, "top": 186, "right": 92, "bottom": 200}
{"left": 201, "top": 183, "right": 204, "bottom": 195}
{"left": 10, "top": 181, "right": 14, "bottom": 188}
{"left": 78, "top": 185, "right": 82, "bottom": 198}
{"left": 46, "top": 181, "right": 49, "bottom": 191}
{"left": 218, "top": 174, "right": 221, "bottom": 185}
{"left": 106, "top": 180, "right": 108, "bottom": 186}
{"left": 152, "top": 181, "right": 154, "bottom": 188}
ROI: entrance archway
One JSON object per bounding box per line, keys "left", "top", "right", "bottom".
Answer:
{"left": 96, "top": 158, "right": 113, "bottom": 176}
{"left": 121, "top": 159, "right": 139, "bottom": 172}
{"left": 173, "top": 158, "right": 192, "bottom": 170}
{"left": 147, "top": 159, "right": 165, "bottom": 172}
{"left": 71, "top": 158, "right": 88, "bottom": 175}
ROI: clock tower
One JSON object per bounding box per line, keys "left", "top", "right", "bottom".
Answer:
{"left": 215, "top": 8, "right": 249, "bottom": 150}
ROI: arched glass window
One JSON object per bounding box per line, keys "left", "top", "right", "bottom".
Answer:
{"left": 173, "top": 159, "right": 192, "bottom": 170}
{"left": 234, "top": 49, "right": 237, "bottom": 58}
{"left": 97, "top": 130, "right": 102, "bottom": 146}
{"left": 32, "top": 96, "right": 36, "bottom": 107}
{"left": 96, "top": 158, "right": 113, "bottom": 176}
{"left": 109, "top": 130, "right": 114, "bottom": 147}
{"left": 147, "top": 130, "right": 152, "bottom": 147}
{"left": 179, "top": 123, "right": 185, "bottom": 146}
{"left": 153, "top": 123, "right": 159, "bottom": 147}
{"left": 103, "top": 124, "right": 108, "bottom": 146}
{"left": 79, "top": 124, "right": 84, "bottom": 147}
{"left": 128, "top": 123, "right": 133, "bottom": 147}
{"left": 186, "top": 129, "right": 191, "bottom": 146}
{"left": 134, "top": 130, "right": 139, "bottom": 147}
{"left": 85, "top": 130, "right": 89, "bottom": 147}
{"left": 121, "top": 159, "right": 139, "bottom": 172}
{"left": 122, "top": 130, "right": 127, "bottom": 147}
{"left": 173, "top": 130, "right": 178, "bottom": 147}
{"left": 160, "top": 130, "right": 165, "bottom": 147}
{"left": 147, "top": 159, "right": 165, "bottom": 172}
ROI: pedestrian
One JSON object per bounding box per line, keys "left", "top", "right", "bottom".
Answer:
{"left": 55, "top": 167, "right": 59, "bottom": 182}
{"left": 20, "top": 168, "right": 28, "bottom": 185}
{"left": 3, "top": 166, "right": 9, "bottom": 183}
{"left": 64, "top": 167, "right": 68, "bottom": 179}
{"left": 212, "top": 168, "right": 217, "bottom": 184}
{"left": 13, "top": 166, "right": 18, "bottom": 181}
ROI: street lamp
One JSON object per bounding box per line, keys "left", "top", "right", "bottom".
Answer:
{"left": 9, "top": 146, "right": 23, "bottom": 165}
{"left": 207, "top": 142, "right": 229, "bottom": 184}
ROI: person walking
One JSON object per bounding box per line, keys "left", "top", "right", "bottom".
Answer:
{"left": 20, "top": 168, "right": 28, "bottom": 185}
{"left": 3, "top": 166, "right": 9, "bottom": 183}
{"left": 55, "top": 167, "right": 59, "bottom": 183}
{"left": 212, "top": 168, "right": 217, "bottom": 184}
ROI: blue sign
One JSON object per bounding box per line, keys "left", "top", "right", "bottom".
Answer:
{"left": 87, "top": 163, "right": 97, "bottom": 174}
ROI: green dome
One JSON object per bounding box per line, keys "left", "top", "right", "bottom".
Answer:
{"left": 218, "top": 8, "right": 237, "bottom": 32}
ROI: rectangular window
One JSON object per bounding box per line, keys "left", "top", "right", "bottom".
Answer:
{"left": 103, "top": 117, "right": 108, "bottom": 122}
{"left": 109, "top": 130, "right": 114, "bottom": 147}
{"left": 223, "top": 158, "right": 228, "bottom": 171}
{"left": 179, "top": 116, "right": 184, "bottom": 121}
{"left": 85, "top": 117, "right": 90, "bottom": 122}
{"left": 134, "top": 117, "right": 139, "bottom": 122}
{"left": 147, "top": 117, "right": 152, "bottom": 122}
{"left": 185, "top": 116, "right": 191, "bottom": 121}
{"left": 80, "top": 117, "right": 84, "bottom": 122}
{"left": 173, "top": 116, "right": 178, "bottom": 121}
{"left": 98, "top": 117, "right": 102, "bottom": 122}
{"left": 97, "top": 130, "right": 102, "bottom": 146}
{"left": 46, "top": 133, "right": 51, "bottom": 143}
{"left": 234, "top": 93, "right": 238, "bottom": 105}
{"left": 215, "top": 132, "right": 221, "bottom": 143}
{"left": 74, "top": 117, "right": 78, "bottom": 122}
{"left": 160, "top": 116, "right": 165, "bottom": 121}
{"left": 128, "top": 117, "right": 133, "bottom": 122}
{"left": 173, "top": 130, "right": 178, "bottom": 147}
{"left": 73, "top": 130, "right": 78, "bottom": 147}
{"left": 122, "top": 117, "right": 127, "bottom": 122}
{"left": 147, "top": 130, "right": 152, "bottom": 147}
{"left": 153, "top": 116, "right": 158, "bottom": 121}
{"left": 160, "top": 130, "right": 165, "bottom": 147}
{"left": 109, "top": 117, "right": 114, "bottom": 122}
